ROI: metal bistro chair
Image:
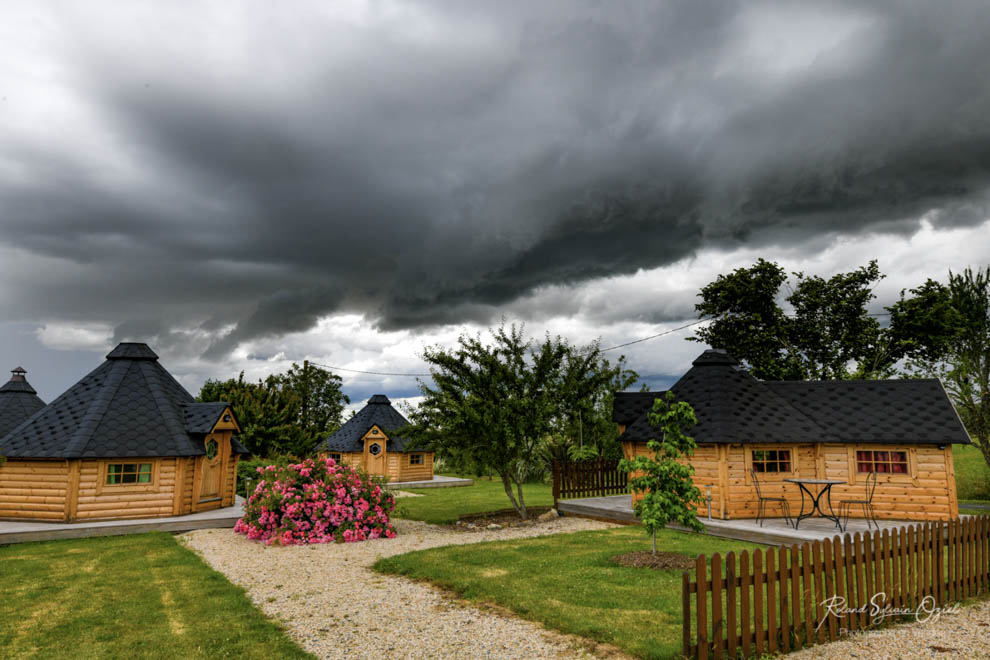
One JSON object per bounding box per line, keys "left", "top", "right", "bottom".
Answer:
{"left": 751, "top": 468, "right": 793, "bottom": 528}
{"left": 839, "top": 471, "right": 879, "bottom": 532}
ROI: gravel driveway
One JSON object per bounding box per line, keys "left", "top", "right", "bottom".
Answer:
{"left": 181, "top": 517, "right": 620, "bottom": 659}
{"left": 787, "top": 597, "right": 990, "bottom": 660}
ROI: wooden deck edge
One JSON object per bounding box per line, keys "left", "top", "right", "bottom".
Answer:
{"left": 667, "top": 521, "right": 790, "bottom": 547}
{"left": 386, "top": 478, "right": 474, "bottom": 489}
{"left": 0, "top": 516, "right": 240, "bottom": 545}
{"left": 559, "top": 511, "right": 641, "bottom": 526}
{"left": 557, "top": 500, "right": 639, "bottom": 524}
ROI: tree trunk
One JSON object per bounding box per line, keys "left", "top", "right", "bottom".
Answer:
{"left": 652, "top": 529, "right": 657, "bottom": 555}
{"left": 499, "top": 472, "right": 526, "bottom": 519}
{"left": 514, "top": 479, "right": 528, "bottom": 520}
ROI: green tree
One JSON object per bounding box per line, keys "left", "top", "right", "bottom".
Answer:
{"left": 692, "top": 259, "right": 955, "bottom": 380}
{"left": 945, "top": 267, "right": 990, "bottom": 468}
{"left": 405, "top": 324, "right": 623, "bottom": 519}
{"left": 619, "top": 392, "right": 705, "bottom": 554}
{"left": 905, "top": 267, "right": 990, "bottom": 468}
{"left": 691, "top": 258, "right": 797, "bottom": 380}
{"left": 282, "top": 362, "right": 349, "bottom": 450}
{"left": 197, "top": 363, "right": 348, "bottom": 457}
{"left": 198, "top": 373, "right": 305, "bottom": 456}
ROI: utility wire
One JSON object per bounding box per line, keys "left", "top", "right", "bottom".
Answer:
{"left": 308, "top": 311, "right": 894, "bottom": 377}
{"left": 309, "top": 362, "right": 431, "bottom": 378}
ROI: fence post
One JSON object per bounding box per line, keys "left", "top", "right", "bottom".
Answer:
{"left": 766, "top": 547, "right": 779, "bottom": 653}
{"left": 697, "top": 554, "right": 709, "bottom": 660}
{"left": 552, "top": 460, "right": 560, "bottom": 506}
{"left": 682, "top": 571, "right": 692, "bottom": 658}
{"left": 726, "top": 552, "right": 738, "bottom": 658}
{"left": 711, "top": 553, "right": 723, "bottom": 659}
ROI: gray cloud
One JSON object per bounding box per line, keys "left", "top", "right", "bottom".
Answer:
{"left": 3, "top": 1, "right": 990, "bottom": 359}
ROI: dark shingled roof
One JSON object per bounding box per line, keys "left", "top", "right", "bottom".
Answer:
{"left": 615, "top": 349, "right": 971, "bottom": 446}
{"left": 318, "top": 394, "right": 419, "bottom": 453}
{"left": 0, "top": 368, "right": 46, "bottom": 440}
{"left": 0, "top": 343, "right": 249, "bottom": 458}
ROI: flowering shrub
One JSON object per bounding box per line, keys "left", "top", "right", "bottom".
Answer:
{"left": 234, "top": 457, "right": 397, "bottom": 545}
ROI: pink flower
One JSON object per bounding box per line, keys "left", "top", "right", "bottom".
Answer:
{"left": 235, "top": 457, "right": 397, "bottom": 545}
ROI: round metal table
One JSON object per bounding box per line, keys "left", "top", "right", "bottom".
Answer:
{"left": 783, "top": 478, "right": 845, "bottom": 530}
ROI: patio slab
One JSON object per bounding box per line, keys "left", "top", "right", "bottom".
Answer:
{"left": 0, "top": 497, "right": 245, "bottom": 545}
{"left": 386, "top": 475, "right": 474, "bottom": 489}
{"left": 557, "top": 494, "right": 932, "bottom": 546}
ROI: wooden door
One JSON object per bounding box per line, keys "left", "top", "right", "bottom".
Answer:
{"left": 198, "top": 437, "right": 223, "bottom": 502}
{"left": 365, "top": 439, "right": 385, "bottom": 476}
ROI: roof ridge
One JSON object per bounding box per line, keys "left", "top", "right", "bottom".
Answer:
{"left": 139, "top": 360, "right": 196, "bottom": 453}
{"left": 64, "top": 360, "right": 131, "bottom": 458}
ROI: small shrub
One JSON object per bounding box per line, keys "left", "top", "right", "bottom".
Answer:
{"left": 237, "top": 454, "right": 298, "bottom": 498}
{"left": 234, "top": 457, "right": 396, "bottom": 545}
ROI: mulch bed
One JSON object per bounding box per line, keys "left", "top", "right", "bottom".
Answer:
{"left": 611, "top": 551, "right": 696, "bottom": 570}
{"left": 449, "top": 507, "right": 554, "bottom": 531}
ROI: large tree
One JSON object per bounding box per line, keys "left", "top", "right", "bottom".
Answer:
{"left": 692, "top": 259, "right": 954, "bottom": 380}
{"left": 905, "top": 268, "right": 990, "bottom": 468}
{"left": 944, "top": 267, "right": 990, "bottom": 467}
{"left": 405, "top": 325, "right": 626, "bottom": 519}
{"left": 198, "top": 363, "right": 348, "bottom": 457}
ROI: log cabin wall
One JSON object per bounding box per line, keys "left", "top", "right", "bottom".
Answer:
{"left": 397, "top": 452, "right": 433, "bottom": 482}
{"left": 74, "top": 457, "right": 177, "bottom": 521}
{"left": 623, "top": 441, "right": 958, "bottom": 521}
{"left": 0, "top": 459, "right": 68, "bottom": 521}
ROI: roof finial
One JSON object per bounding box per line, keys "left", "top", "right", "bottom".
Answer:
{"left": 10, "top": 367, "right": 26, "bottom": 381}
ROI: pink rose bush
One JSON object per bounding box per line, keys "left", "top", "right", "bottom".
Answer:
{"left": 234, "top": 457, "right": 397, "bottom": 545}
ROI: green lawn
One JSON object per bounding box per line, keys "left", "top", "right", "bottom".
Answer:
{"left": 374, "top": 526, "right": 761, "bottom": 659}
{"left": 954, "top": 444, "right": 990, "bottom": 501}
{"left": 392, "top": 476, "right": 554, "bottom": 524}
{"left": 0, "top": 532, "right": 310, "bottom": 659}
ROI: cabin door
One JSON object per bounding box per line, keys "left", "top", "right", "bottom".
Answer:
{"left": 198, "top": 437, "right": 223, "bottom": 502}
{"left": 365, "top": 439, "right": 385, "bottom": 476}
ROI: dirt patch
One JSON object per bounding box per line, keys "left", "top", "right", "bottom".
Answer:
{"left": 611, "top": 551, "right": 695, "bottom": 571}
{"left": 449, "top": 507, "right": 553, "bottom": 531}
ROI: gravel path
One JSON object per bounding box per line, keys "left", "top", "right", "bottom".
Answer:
{"left": 787, "top": 597, "right": 990, "bottom": 659}
{"left": 181, "top": 517, "right": 620, "bottom": 659}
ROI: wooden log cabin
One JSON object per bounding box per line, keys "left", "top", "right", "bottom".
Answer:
{"left": 316, "top": 394, "right": 433, "bottom": 482}
{"left": 0, "top": 343, "right": 249, "bottom": 522}
{"left": 0, "top": 367, "right": 46, "bottom": 439}
{"left": 614, "top": 350, "right": 971, "bottom": 522}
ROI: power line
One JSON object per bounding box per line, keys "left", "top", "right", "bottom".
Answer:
{"left": 309, "top": 319, "right": 712, "bottom": 376}
{"left": 596, "top": 318, "right": 710, "bottom": 353}
{"left": 308, "top": 310, "right": 894, "bottom": 377}
{"left": 308, "top": 362, "right": 431, "bottom": 377}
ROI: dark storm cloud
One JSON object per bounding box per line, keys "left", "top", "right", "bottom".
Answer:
{"left": 4, "top": 1, "right": 990, "bottom": 357}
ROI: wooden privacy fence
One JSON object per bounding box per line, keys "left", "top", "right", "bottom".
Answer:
{"left": 551, "top": 458, "right": 628, "bottom": 503}
{"left": 683, "top": 517, "right": 990, "bottom": 659}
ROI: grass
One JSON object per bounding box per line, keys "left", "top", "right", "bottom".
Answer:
{"left": 391, "top": 475, "right": 555, "bottom": 524}
{"left": 953, "top": 443, "right": 990, "bottom": 501}
{"left": 0, "top": 532, "right": 311, "bottom": 659}
{"left": 374, "top": 526, "right": 761, "bottom": 659}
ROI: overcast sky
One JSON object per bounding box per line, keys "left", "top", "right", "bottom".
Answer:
{"left": 2, "top": 1, "right": 990, "bottom": 411}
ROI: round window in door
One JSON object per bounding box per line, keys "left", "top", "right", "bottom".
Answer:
{"left": 368, "top": 442, "right": 382, "bottom": 456}
{"left": 205, "top": 439, "right": 218, "bottom": 460}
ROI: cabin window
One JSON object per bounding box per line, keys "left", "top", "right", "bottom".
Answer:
{"left": 409, "top": 454, "right": 424, "bottom": 465}
{"left": 751, "top": 449, "right": 791, "bottom": 473}
{"left": 106, "top": 463, "right": 153, "bottom": 485}
{"left": 328, "top": 452, "right": 342, "bottom": 463}
{"left": 857, "top": 450, "right": 908, "bottom": 474}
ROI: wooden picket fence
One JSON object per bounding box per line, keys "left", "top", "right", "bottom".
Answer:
{"left": 551, "top": 458, "right": 628, "bottom": 503}
{"left": 683, "top": 516, "right": 990, "bottom": 659}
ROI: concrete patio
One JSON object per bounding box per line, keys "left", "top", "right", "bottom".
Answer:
{"left": 386, "top": 475, "right": 474, "bottom": 489}
{"left": 557, "top": 494, "right": 931, "bottom": 546}
{"left": 0, "top": 496, "right": 245, "bottom": 545}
